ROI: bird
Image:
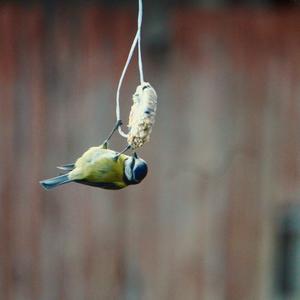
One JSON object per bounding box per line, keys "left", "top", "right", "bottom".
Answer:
{"left": 40, "top": 142, "right": 148, "bottom": 190}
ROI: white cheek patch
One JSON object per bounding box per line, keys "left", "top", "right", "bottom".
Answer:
{"left": 127, "top": 82, "right": 157, "bottom": 149}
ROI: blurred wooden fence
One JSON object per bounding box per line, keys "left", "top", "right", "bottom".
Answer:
{"left": 1, "top": 5, "right": 300, "bottom": 300}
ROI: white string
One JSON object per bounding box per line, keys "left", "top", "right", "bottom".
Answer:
{"left": 116, "top": 31, "right": 139, "bottom": 138}
{"left": 116, "top": 0, "right": 144, "bottom": 138}
{"left": 137, "top": 0, "right": 144, "bottom": 84}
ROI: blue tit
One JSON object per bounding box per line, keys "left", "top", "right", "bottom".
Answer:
{"left": 40, "top": 143, "right": 148, "bottom": 190}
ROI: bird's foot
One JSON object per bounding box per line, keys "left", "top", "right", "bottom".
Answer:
{"left": 113, "top": 145, "right": 131, "bottom": 161}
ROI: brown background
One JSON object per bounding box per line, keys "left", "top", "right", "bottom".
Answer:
{"left": 1, "top": 4, "right": 300, "bottom": 300}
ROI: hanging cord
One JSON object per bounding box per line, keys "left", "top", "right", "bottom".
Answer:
{"left": 137, "top": 0, "right": 144, "bottom": 84}
{"left": 116, "top": 0, "right": 144, "bottom": 138}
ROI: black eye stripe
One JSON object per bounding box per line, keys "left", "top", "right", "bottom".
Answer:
{"left": 131, "top": 159, "right": 135, "bottom": 169}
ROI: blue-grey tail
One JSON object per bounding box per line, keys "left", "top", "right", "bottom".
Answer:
{"left": 40, "top": 174, "right": 72, "bottom": 190}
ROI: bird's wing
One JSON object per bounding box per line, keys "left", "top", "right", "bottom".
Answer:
{"left": 69, "top": 149, "right": 123, "bottom": 182}
{"left": 57, "top": 163, "right": 75, "bottom": 171}
{"left": 86, "top": 155, "right": 123, "bottom": 181}
{"left": 74, "top": 147, "right": 105, "bottom": 169}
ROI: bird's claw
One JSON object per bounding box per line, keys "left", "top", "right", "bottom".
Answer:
{"left": 116, "top": 119, "right": 123, "bottom": 127}
{"left": 113, "top": 145, "right": 131, "bottom": 161}
{"left": 100, "top": 141, "right": 109, "bottom": 149}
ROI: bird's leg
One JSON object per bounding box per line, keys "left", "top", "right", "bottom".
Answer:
{"left": 113, "top": 144, "right": 131, "bottom": 161}
{"left": 102, "top": 120, "right": 123, "bottom": 146}
{"left": 119, "top": 144, "right": 131, "bottom": 155}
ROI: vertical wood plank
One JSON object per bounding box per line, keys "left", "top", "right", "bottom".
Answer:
{"left": 0, "top": 5, "right": 18, "bottom": 300}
